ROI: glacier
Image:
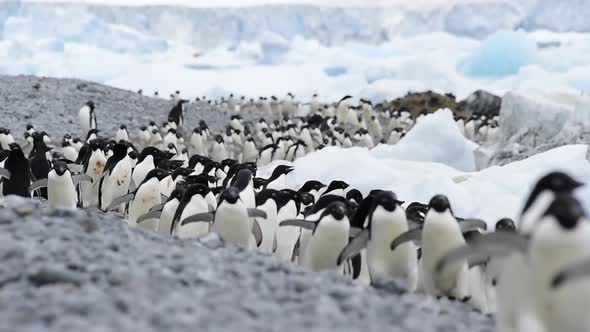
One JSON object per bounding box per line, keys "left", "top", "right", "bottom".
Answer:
{"left": 0, "top": 1, "right": 589, "bottom": 104}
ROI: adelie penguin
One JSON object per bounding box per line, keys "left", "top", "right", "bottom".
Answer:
{"left": 79, "top": 101, "right": 97, "bottom": 139}
{"left": 280, "top": 201, "right": 351, "bottom": 272}
{"left": 390, "top": 195, "right": 486, "bottom": 301}
{"left": 338, "top": 190, "right": 418, "bottom": 288}
{"left": 180, "top": 186, "right": 268, "bottom": 247}
{"left": 45, "top": 161, "right": 78, "bottom": 209}
{"left": 1, "top": 144, "right": 31, "bottom": 197}
{"left": 137, "top": 188, "right": 185, "bottom": 235}
{"left": 108, "top": 168, "right": 169, "bottom": 229}
{"left": 171, "top": 184, "right": 214, "bottom": 239}
{"left": 98, "top": 143, "right": 133, "bottom": 212}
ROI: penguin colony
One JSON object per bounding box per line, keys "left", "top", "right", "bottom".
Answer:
{"left": 0, "top": 92, "right": 583, "bottom": 331}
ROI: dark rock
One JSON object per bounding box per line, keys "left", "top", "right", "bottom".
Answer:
{"left": 458, "top": 90, "right": 502, "bottom": 117}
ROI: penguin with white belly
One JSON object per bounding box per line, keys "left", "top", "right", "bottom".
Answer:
{"left": 78, "top": 101, "right": 97, "bottom": 139}
{"left": 172, "top": 184, "right": 213, "bottom": 239}
{"left": 109, "top": 168, "right": 169, "bottom": 229}
{"left": 287, "top": 201, "right": 351, "bottom": 272}
{"left": 45, "top": 161, "right": 81, "bottom": 209}
{"left": 338, "top": 190, "right": 418, "bottom": 289}
{"left": 98, "top": 143, "right": 133, "bottom": 212}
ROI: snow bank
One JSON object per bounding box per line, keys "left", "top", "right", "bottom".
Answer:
{"left": 371, "top": 109, "right": 479, "bottom": 172}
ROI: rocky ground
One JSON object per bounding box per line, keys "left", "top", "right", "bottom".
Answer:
{"left": 0, "top": 74, "right": 496, "bottom": 332}
{"left": 0, "top": 196, "right": 494, "bottom": 332}
{"left": 0, "top": 75, "right": 268, "bottom": 139}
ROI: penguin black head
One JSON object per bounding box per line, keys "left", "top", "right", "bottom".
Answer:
{"left": 299, "top": 192, "right": 315, "bottom": 206}
{"left": 112, "top": 143, "right": 128, "bottom": 158}
{"left": 167, "top": 143, "right": 176, "bottom": 150}
{"left": 338, "top": 95, "right": 353, "bottom": 104}
{"left": 145, "top": 168, "right": 170, "bottom": 182}
{"left": 231, "top": 168, "right": 253, "bottom": 192}
{"left": 86, "top": 101, "right": 95, "bottom": 109}
{"left": 140, "top": 126, "right": 147, "bottom": 131}
{"left": 523, "top": 172, "right": 583, "bottom": 214}
{"left": 215, "top": 135, "right": 224, "bottom": 144}
{"left": 373, "top": 191, "right": 401, "bottom": 212}
{"left": 325, "top": 180, "right": 349, "bottom": 194}
{"left": 272, "top": 165, "right": 294, "bottom": 177}
{"left": 495, "top": 218, "right": 516, "bottom": 232}
{"left": 120, "top": 124, "right": 127, "bottom": 130}
{"left": 220, "top": 186, "right": 241, "bottom": 205}
{"left": 429, "top": 195, "right": 451, "bottom": 213}
{"left": 544, "top": 194, "right": 585, "bottom": 231}
{"left": 26, "top": 124, "right": 34, "bottom": 131}
{"left": 298, "top": 180, "right": 326, "bottom": 193}
{"left": 323, "top": 201, "right": 347, "bottom": 221}
{"left": 128, "top": 151, "right": 138, "bottom": 161}
{"left": 149, "top": 121, "right": 156, "bottom": 126}
{"left": 151, "top": 129, "right": 158, "bottom": 135}
{"left": 168, "top": 188, "right": 185, "bottom": 202}
{"left": 346, "top": 189, "right": 363, "bottom": 205}
{"left": 53, "top": 161, "right": 69, "bottom": 176}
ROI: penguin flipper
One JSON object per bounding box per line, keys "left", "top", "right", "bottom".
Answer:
{"left": 467, "top": 255, "right": 490, "bottom": 269}
{"left": 349, "top": 227, "right": 363, "bottom": 237}
{"left": 0, "top": 167, "right": 11, "bottom": 179}
{"left": 552, "top": 257, "right": 590, "bottom": 289}
{"left": 390, "top": 228, "right": 422, "bottom": 251}
{"left": 30, "top": 178, "right": 49, "bottom": 192}
{"left": 137, "top": 210, "right": 163, "bottom": 224}
{"left": 458, "top": 218, "right": 487, "bottom": 232}
{"left": 72, "top": 174, "right": 93, "bottom": 185}
{"left": 435, "top": 244, "right": 480, "bottom": 275}
{"left": 67, "top": 164, "right": 84, "bottom": 173}
{"left": 181, "top": 212, "right": 214, "bottom": 226}
{"left": 337, "top": 228, "right": 370, "bottom": 266}
{"left": 291, "top": 237, "right": 300, "bottom": 262}
{"left": 149, "top": 203, "right": 165, "bottom": 212}
{"left": 247, "top": 208, "right": 267, "bottom": 219}
{"left": 279, "top": 219, "right": 315, "bottom": 230}
{"left": 106, "top": 193, "right": 135, "bottom": 212}
{"left": 252, "top": 220, "right": 263, "bottom": 247}
{"left": 272, "top": 236, "right": 277, "bottom": 253}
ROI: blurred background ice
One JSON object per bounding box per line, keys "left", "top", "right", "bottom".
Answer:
{"left": 0, "top": 0, "right": 589, "bottom": 103}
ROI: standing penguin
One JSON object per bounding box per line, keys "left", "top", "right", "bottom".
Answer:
{"left": 1, "top": 144, "right": 30, "bottom": 197}
{"left": 115, "top": 125, "right": 129, "bottom": 143}
{"left": 172, "top": 184, "right": 213, "bottom": 239}
{"left": 168, "top": 100, "right": 187, "bottom": 131}
{"left": 420, "top": 195, "right": 471, "bottom": 300}
{"left": 79, "top": 101, "right": 97, "bottom": 139}
{"left": 46, "top": 161, "right": 78, "bottom": 209}
{"left": 296, "top": 201, "right": 350, "bottom": 272}
{"left": 255, "top": 189, "right": 280, "bottom": 254}
{"left": 79, "top": 139, "right": 107, "bottom": 208}
{"left": 210, "top": 135, "right": 229, "bottom": 163}
{"left": 122, "top": 168, "right": 169, "bottom": 228}
{"left": 99, "top": 143, "right": 132, "bottom": 212}
{"left": 29, "top": 140, "right": 52, "bottom": 199}
{"left": 338, "top": 191, "right": 418, "bottom": 288}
